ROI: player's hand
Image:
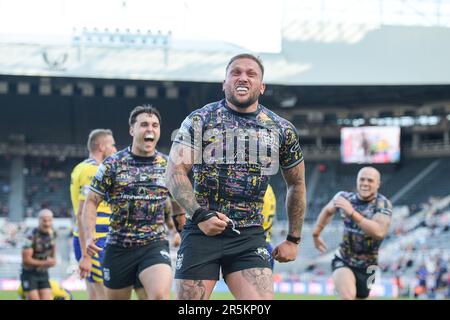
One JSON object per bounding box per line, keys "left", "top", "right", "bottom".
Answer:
{"left": 79, "top": 255, "right": 92, "bottom": 279}
{"left": 86, "top": 237, "right": 102, "bottom": 257}
{"left": 171, "top": 232, "right": 181, "bottom": 247}
{"left": 313, "top": 235, "right": 327, "bottom": 253}
{"left": 198, "top": 212, "right": 228, "bottom": 236}
{"left": 333, "top": 196, "right": 353, "bottom": 216}
{"left": 272, "top": 241, "right": 298, "bottom": 263}
{"left": 45, "top": 257, "right": 57, "bottom": 267}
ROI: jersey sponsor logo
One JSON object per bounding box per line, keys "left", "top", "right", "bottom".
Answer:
{"left": 176, "top": 253, "right": 184, "bottom": 270}
{"left": 103, "top": 268, "right": 110, "bottom": 281}
{"left": 172, "top": 126, "right": 280, "bottom": 174}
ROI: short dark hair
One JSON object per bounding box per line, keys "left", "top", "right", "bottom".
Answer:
{"left": 129, "top": 105, "right": 161, "bottom": 127}
{"left": 226, "top": 53, "right": 264, "bottom": 77}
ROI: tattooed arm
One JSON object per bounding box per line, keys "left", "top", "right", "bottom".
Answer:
{"left": 166, "top": 143, "right": 199, "bottom": 218}
{"left": 166, "top": 143, "right": 228, "bottom": 235}
{"left": 283, "top": 161, "right": 307, "bottom": 238}
{"left": 272, "top": 161, "right": 306, "bottom": 263}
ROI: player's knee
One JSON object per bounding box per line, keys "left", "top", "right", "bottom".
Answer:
{"left": 150, "top": 293, "right": 169, "bottom": 300}
{"left": 339, "top": 290, "right": 356, "bottom": 300}
{"left": 148, "top": 289, "right": 170, "bottom": 300}
{"left": 257, "top": 292, "right": 274, "bottom": 300}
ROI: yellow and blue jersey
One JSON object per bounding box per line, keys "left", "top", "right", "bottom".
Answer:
{"left": 262, "top": 184, "right": 276, "bottom": 243}
{"left": 70, "top": 158, "right": 112, "bottom": 238}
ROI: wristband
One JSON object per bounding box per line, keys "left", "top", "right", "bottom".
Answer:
{"left": 191, "top": 208, "right": 218, "bottom": 224}
{"left": 286, "top": 234, "right": 301, "bottom": 245}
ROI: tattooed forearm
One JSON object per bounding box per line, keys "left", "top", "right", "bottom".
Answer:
{"left": 282, "top": 162, "right": 307, "bottom": 237}
{"left": 286, "top": 185, "right": 306, "bottom": 236}
{"left": 166, "top": 168, "right": 200, "bottom": 218}
{"left": 242, "top": 268, "right": 274, "bottom": 295}
{"left": 166, "top": 143, "right": 201, "bottom": 218}
{"left": 176, "top": 280, "right": 207, "bottom": 300}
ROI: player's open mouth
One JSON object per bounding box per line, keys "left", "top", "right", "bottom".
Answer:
{"left": 144, "top": 133, "right": 155, "bottom": 142}
{"left": 236, "top": 86, "right": 249, "bottom": 94}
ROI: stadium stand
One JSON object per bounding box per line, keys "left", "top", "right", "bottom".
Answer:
{"left": 23, "top": 156, "right": 79, "bottom": 218}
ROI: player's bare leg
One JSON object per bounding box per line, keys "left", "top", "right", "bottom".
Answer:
{"left": 134, "top": 287, "right": 147, "bottom": 300}
{"left": 38, "top": 288, "right": 52, "bottom": 300}
{"left": 138, "top": 264, "right": 172, "bottom": 300}
{"left": 25, "top": 290, "right": 40, "bottom": 300}
{"left": 333, "top": 267, "right": 357, "bottom": 300}
{"left": 86, "top": 282, "right": 106, "bottom": 300}
{"left": 226, "top": 267, "right": 274, "bottom": 300}
{"left": 104, "top": 286, "right": 133, "bottom": 300}
{"left": 175, "top": 279, "right": 216, "bottom": 300}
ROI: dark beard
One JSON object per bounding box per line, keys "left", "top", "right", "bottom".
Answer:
{"left": 225, "top": 91, "right": 259, "bottom": 109}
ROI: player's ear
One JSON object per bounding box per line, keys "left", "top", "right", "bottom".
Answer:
{"left": 129, "top": 126, "right": 134, "bottom": 137}
{"left": 260, "top": 83, "right": 266, "bottom": 95}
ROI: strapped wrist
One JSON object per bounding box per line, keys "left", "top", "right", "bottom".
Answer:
{"left": 192, "top": 208, "right": 218, "bottom": 224}
{"left": 286, "top": 234, "right": 301, "bottom": 245}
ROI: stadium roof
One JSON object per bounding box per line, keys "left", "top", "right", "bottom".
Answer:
{"left": 1, "top": 0, "right": 450, "bottom": 85}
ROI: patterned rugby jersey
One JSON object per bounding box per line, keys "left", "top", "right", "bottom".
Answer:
{"left": 335, "top": 191, "right": 392, "bottom": 269}
{"left": 90, "top": 146, "right": 170, "bottom": 247}
{"left": 22, "top": 227, "right": 56, "bottom": 272}
{"left": 173, "top": 99, "right": 304, "bottom": 228}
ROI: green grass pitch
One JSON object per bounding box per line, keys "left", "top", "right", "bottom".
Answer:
{"left": 0, "top": 290, "right": 338, "bottom": 300}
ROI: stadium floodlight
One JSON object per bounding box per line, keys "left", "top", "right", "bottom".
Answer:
{"left": 39, "top": 82, "right": 52, "bottom": 95}
{"left": 145, "top": 86, "right": 158, "bottom": 98}
{"left": 78, "top": 82, "right": 95, "bottom": 97}
{"left": 166, "top": 87, "right": 178, "bottom": 99}
{"left": 103, "top": 85, "right": 116, "bottom": 98}
{"left": 124, "top": 85, "right": 137, "bottom": 98}
{"left": 60, "top": 83, "right": 74, "bottom": 96}
{"left": 0, "top": 82, "right": 8, "bottom": 94}
{"left": 17, "top": 82, "right": 30, "bottom": 95}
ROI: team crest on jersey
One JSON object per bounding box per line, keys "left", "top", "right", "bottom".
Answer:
{"left": 255, "top": 247, "right": 270, "bottom": 260}
{"left": 176, "top": 253, "right": 184, "bottom": 270}
{"left": 160, "top": 250, "right": 170, "bottom": 260}
{"left": 103, "top": 268, "right": 110, "bottom": 281}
